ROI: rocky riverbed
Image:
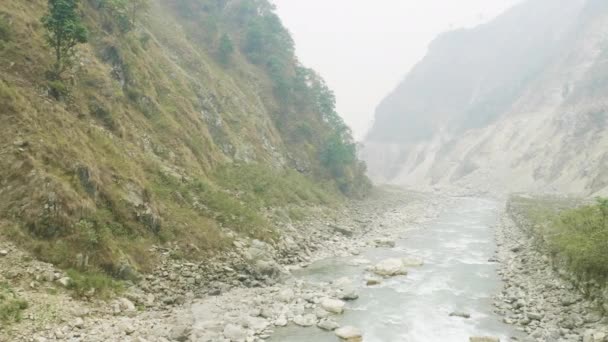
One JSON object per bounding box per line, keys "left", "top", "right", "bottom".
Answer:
{"left": 0, "top": 187, "right": 444, "bottom": 342}
{"left": 494, "top": 211, "right": 608, "bottom": 342}
{"left": 8, "top": 190, "right": 604, "bottom": 342}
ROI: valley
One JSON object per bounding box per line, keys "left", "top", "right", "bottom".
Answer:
{"left": 0, "top": 0, "right": 607, "bottom": 341}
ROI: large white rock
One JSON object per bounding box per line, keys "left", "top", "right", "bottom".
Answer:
{"left": 277, "top": 288, "right": 295, "bottom": 303}
{"left": 372, "top": 258, "right": 408, "bottom": 277}
{"left": 223, "top": 324, "right": 247, "bottom": 341}
{"left": 339, "top": 287, "right": 359, "bottom": 301}
{"left": 293, "top": 314, "right": 317, "bottom": 327}
{"left": 57, "top": 277, "right": 72, "bottom": 287}
{"left": 335, "top": 326, "right": 363, "bottom": 341}
{"left": 333, "top": 277, "right": 353, "bottom": 288}
{"left": 118, "top": 298, "right": 136, "bottom": 312}
{"left": 321, "top": 298, "right": 345, "bottom": 314}
{"left": 274, "top": 316, "right": 288, "bottom": 327}
{"left": 246, "top": 316, "right": 269, "bottom": 332}
{"left": 317, "top": 319, "right": 340, "bottom": 331}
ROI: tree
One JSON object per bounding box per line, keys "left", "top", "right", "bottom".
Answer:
{"left": 218, "top": 33, "right": 234, "bottom": 64}
{"left": 127, "top": 0, "right": 150, "bottom": 27}
{"left": 42, "top": 0, "right": 88, "bottom": 78}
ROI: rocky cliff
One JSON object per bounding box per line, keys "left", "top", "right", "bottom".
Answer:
{"left": 363, "top": 0, "right": 608, "bottom": 197}
{"left": 0, "top": 0, "right": 369, "bottom": 276}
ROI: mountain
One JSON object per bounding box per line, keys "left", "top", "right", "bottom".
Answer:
{"left": 0, "top": 0, "right": 369, "bottom": 276}
{"left": 363, "top": 0, "right": 608, "bottom": 197}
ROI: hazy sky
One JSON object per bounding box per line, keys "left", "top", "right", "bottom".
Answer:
{"left": 272, "top": 0, "right": 523, "bottom": 140}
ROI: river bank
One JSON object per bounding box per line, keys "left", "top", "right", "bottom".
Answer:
{"left": 494, "top": 201, "right": 608, "bottom": 342}
{"left": 1, "top": 187, "right": 444, "bottom": 342}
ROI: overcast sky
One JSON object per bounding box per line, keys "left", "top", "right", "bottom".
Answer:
{"left": 272, "top": 0, "right": 523, "bottom": 140}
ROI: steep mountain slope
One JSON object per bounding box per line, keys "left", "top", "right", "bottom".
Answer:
{"left": 363, "top": 0, "right": 608, "bottom": 196}
{"left": 0, "top": 0, "right": 369, "bottom": 276}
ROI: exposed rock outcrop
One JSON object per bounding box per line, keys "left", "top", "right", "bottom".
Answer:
{"left": 363, "top": 0, "right": 608, "bottom": 197}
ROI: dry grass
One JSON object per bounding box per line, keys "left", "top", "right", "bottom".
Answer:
{"left": 0, "top": 0, "right": 353, "bottom": 279}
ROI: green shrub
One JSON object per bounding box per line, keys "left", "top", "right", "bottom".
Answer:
{"left": 89, "top": 101, "right": 117, "bottom": 131}
{"left": 512, "top": 196, "right": 608, "bottom": 281}
{"left": 213, "top": 163, "right": 336, "bottom": 209}
{"left": 151, "top": 171, "right": 271, "bottom": 241}
{"left": 47, "top": 80, "right": 69, "bottom": 100}
{"left": 218, "top": 33, "right": 234, "bottom": 65}
{"left": 0, "top": 283, "right": 28, "bottom": 323}
{"left": 66, "top": 269, "right": 123, "bottom": 299}
{"left": 548, "top": 198, "right": 608, "bottom": 279}
{"left": 0, "top": 16, "right": 10, "bottom": 42}
{"left": 0, "top": 80, "right": 19, "bottom": 112}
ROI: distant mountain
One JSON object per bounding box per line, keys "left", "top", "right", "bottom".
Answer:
{"left": 363, "top": 0, "right": 608, "bottom": 196}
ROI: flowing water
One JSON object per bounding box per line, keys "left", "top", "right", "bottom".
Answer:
{"left": 269, "top": 197, "right": 523, "bottom": 342}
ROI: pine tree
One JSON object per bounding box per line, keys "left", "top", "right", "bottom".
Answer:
{"left": 42, "top": 0, "right": 88, "bottom": 78}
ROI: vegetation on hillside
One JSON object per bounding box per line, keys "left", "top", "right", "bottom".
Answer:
{"left": 0, "top": 283, "right": 28, "bottom": 323}
{"left": 548, "top": 198, "right": 608, "bottom": 280}
{"left": 0, "top": 0, "right": 370, "bottom": 282}
{"left": 509, "top": 196, "right": 608, "bottom": 282}
{"left": 167, "top": 0, "right": 370, "bottom": 195}
{"left": 42, "top": 0, "right": 89, "bottom": 78}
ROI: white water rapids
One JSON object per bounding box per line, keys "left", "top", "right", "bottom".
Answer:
{"left": 269, "top": 197, "right": 523, "bottom": 342}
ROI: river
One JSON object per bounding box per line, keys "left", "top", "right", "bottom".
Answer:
{"left": 269, "top": 197, "right": 523, "bottom": 342}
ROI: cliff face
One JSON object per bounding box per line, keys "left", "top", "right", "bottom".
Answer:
{"left": 0, "top": 0, "right": 369, "bottom": 275}
{"left": 363, "top": 0, "right": 608, "bottom": 196}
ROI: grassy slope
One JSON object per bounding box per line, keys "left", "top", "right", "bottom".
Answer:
{"left": 0, "top": 0, "right": 367, "bottom": 278}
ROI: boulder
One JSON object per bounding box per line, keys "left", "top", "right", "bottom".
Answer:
{"left": 335, "top": 326, "right": 363, "bottom": 342}
{"left": 223, "top": 324, "right": 247, "bottom": 341}
{"left": 293, "top": 314, "right": 317, "bottom": 327}
{"left": 527, "top": 312, "right": 544, "bottom": 321}
{"left": 321, "top": 298, "right": 345, "bottom": 314}
{"left": 118, "top": 298, "right": 136, "bottom": 312}
{"left": 333, "top": 277, "right": 353, "bottom": 288}
{"left": 119, "top": 320, "right": 135, "bottom": 335}
{"left": 72, "top": 317, "right": 85, "bottom": 329}
{"left": 372, "top": 258, "right": 407, "bottom": 277}
{"left": 57, "top": 277, "right": 72, "bottom": 287}
{"left": 314, "top": 307, "right": 330, "bottom": 319}
{"left": 277, "top": 288, "right": 295, "bottom": 303}
{"left": 274, "top": 316, "right": 288, "bottom": 327}
{"left": 317, "top": 319, "right": 340, "bottom": 331}
{"left": 339, "top": 287, "right": 359, "bottom": 301}
{"left": 246, "top": 316, "right": 269, "bottom": 332}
